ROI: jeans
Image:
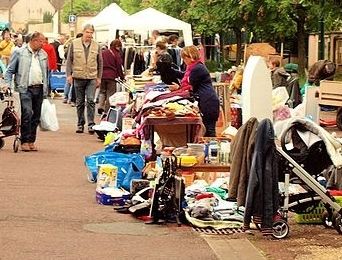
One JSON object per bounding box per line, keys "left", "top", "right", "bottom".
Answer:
{"left": 20, "top": 86, "right": 44, "bottom": 144}
{"left": 64, "top": 82, "right": 72, "bottom": 101}
{"left": 74, "top": 79, "right": 96, "bottom": 127}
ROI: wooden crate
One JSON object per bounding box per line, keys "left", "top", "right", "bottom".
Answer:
{"left": 319, "top": 80, "right": 342, "bottom": 107}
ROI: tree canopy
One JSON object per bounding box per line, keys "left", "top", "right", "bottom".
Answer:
{"left": 61, "top": 0, "right": 342, "bottom": 72}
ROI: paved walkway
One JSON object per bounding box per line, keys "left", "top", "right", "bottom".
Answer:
{"left": 0, "top": 97, "right": 265, "bottom": 260}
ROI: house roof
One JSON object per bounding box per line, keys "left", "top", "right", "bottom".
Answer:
{"left": 0, "top": 0, "right": 18, "bottom": 9}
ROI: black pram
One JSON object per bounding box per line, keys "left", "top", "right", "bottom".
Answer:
{"left": 276, "top": 118, "right": 342, "bottom": 237}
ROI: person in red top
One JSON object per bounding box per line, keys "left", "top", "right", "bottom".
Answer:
{"left": 42, "top": 37, "right": 57, "bottom": 71}
{"left": 98, "top": 39, "right": 124, "bottom": 114}
{"left": 42, "top": 37, "right": 58, "bottom": 96}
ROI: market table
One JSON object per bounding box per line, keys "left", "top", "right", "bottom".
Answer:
{"left": 143, "top": 116, "right": 203, "bottom": 159}
{"left": 180, "top": 163, "right": 230, "bottom": 173}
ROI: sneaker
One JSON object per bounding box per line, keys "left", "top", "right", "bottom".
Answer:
{"left": 28, "top": 143, "right": 38, "bottom": 151}
{"left": 21, "top": 143, "right": 30, "bottom": 152}
{"left": 62, "top": 99, "right": 68, "bottom": 104}
{"left": 76, "top": 126, "right": 84, "bottom": 133}
{"left": 70, "top": 102, "right": 76, "bottom": 107}
{"left": 88, "top": 125, "right": 95, "bottom": 134}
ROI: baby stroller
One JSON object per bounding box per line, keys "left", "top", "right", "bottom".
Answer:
{"left": 275, "top": 118, "right": 342, "bottom": 238}
{"left": 0, "top": 89, "right": 20, "bottom": 152}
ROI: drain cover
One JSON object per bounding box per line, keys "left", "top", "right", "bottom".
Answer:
{"left": 193, "top": 227, "right": 244, "bottom": 235}
{"left": 83, "top": 222, "right": 170, "bottom": 236}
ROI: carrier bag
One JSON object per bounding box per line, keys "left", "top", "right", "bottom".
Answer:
{"left": 40, "top": 99, "right": 59, "bottom": 131}
{"left": 85, "top": 150, "right": 144, "bottom": 190}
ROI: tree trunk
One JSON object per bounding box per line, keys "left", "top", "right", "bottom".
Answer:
{"left": 296, "top": 6, "right": 307, "bottom": 77}
{"left": 233, "top": 27, "right": 242, "bottom": 66}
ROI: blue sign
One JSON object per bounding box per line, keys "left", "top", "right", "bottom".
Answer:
{"left": 68, "top": 15, "right": 76, "bottom": 23}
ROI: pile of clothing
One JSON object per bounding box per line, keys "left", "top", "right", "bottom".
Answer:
{"left": 184, "top": 179, "right": 244, "bottom": 228}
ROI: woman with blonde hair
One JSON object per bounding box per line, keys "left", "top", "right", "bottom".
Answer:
{"left": 169, "top": 45, "right": 219, "bottom": 137}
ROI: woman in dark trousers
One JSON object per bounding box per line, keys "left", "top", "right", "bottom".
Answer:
{"left": 98, "top": 39, "right": 124, "bottom": 114}
{"left": 169, "top": 45, "right": 219, "bottom": 137}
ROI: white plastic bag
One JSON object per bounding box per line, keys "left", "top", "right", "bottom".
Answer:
{"left": 40, "top": 99, "right": 59, "bottom": 131}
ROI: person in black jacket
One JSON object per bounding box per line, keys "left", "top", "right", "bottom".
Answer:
{"left": 153, "top": 41, "right": 182, "bottom": 85}
{"left": 169, "top": 45, "right": 219, "bottom": 137}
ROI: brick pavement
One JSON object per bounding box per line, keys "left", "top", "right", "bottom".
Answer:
{"left": 0, "top": 97, "right": 266, "bottom": 260}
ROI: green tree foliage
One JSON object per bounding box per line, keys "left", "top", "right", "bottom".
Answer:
{"left": 182, "top": 0, "right": 342, "bottom": 72}
{"left": 61, "top": 0, "right": 342, "bottom": 73}
{"left": 141, "top": 0, "right": 189, "bottom": 20}
{"left": 43, "top": 12, "right": 53, "bottom": 23}
{"left": 62, "top": 0, "right": 100, "bottom": 23}
{"left": 119, "top": 0, "right": 143, "bottom": 14}
{"left": 250, "top": 0, "right": 342, "bottom": 74}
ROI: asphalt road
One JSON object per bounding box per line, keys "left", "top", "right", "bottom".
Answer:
{"left": 0, "top": 97, "right": 265, "bottom": 260}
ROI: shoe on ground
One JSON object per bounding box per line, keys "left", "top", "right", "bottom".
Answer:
{"left": 21, "top": 143, "right": 30, "bottom": 152}
{"left": 88, "top": 125, "right": 95, "bottom": 134}
{"left": 70, "top": 102, "right": 76, "bottom": 107}
{"left": 53, "top": 92, "right": 62, "bottom": 98}
{"left": 28, "top": 143, "right": 38, "bottom": 151}
{"left": 62, "top": 99, "right": 68, "bottom": 104}
{"left": 76, "top": 126, "right": 84, "bottom": 133}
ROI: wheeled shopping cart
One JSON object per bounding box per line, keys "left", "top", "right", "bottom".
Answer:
{"left": 0, "top": 89, "right": 20, "bottom": 152}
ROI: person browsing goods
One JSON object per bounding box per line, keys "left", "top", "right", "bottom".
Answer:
{"left": 66, "top": 24, "right": 103, "bottom": 134}
{"left": 168, "top": 45, "right": 220, "bottom": 137}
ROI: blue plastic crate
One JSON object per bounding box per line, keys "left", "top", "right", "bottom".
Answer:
{"left": 50, "top": 72, "right": 66, "bottom": 91}
{"left": 95, "top": 191, "right": 130, "bottom": 206}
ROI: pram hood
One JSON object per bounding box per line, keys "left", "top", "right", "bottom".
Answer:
{"left": 280, "top": 117, "right": 342, "bottom": 168}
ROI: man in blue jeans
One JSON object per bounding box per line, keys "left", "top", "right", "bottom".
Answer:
{"left": 65, "top": 24, "right": 103, "bottom": 134}
{"left": 5, "top": 32, "right": 48, "bottom": 152}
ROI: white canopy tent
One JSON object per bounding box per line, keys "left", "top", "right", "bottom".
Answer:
{"left": 125, "top": 8, "right": 193, "bottom": 46}
{"left": 87, "top": 3, "right": 129, "bottom": 27}
{"left": 90, "top": 7, "right": 193, "bottom": 46}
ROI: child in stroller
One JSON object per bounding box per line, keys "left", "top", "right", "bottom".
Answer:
{"left": 0, "top": 88, "right": 20, "bottom": 152}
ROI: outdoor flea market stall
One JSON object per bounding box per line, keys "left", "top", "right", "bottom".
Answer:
{"left": 81, "top": 53, "right": 342, "bottom": 239}
{"left": 88, "top": 7, "right": 193, "bottom": 46}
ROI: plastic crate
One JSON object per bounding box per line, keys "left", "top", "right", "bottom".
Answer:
{"left": 95, "top": 191, "right": 130, "bottom": 206}
{"left": 49, "top": 72, "right": 66, "bottom": 91}
{"left": 295, "top": 196, "right": 342, "bottom": 224}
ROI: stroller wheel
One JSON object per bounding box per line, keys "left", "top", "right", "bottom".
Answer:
{"left": 322, "top": 211, "right": 337, "bottom": 228}
{"left": 333, "top": 213, "right": 342, "bottom": 235}
{"left": 272, "top": 220, "right": 289, "bottom": 239}
{"left": 0, "top": 138, "right": 4, "bottom": 149}
{"left": 13, "top": 137, "right": 20, "bottom": 153}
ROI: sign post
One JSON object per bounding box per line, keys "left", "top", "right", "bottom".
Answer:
{"left": 68, "top": 15, "right": 77, "bottom": 38}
